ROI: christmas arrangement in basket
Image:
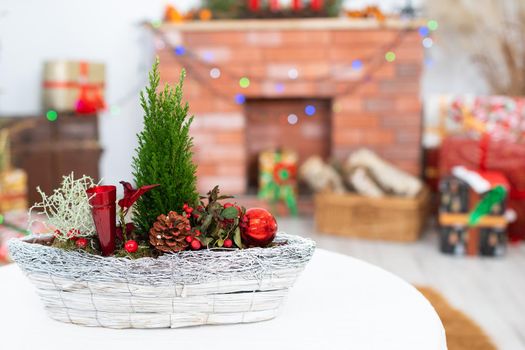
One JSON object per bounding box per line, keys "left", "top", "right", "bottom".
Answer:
{"left": 8, "top": 60, "right": 315, "bottom": 329}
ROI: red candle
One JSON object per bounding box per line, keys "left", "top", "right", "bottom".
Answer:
{"left": 87, "top": 185, "right": 117, "bottom": 256}
{"left": 311, "top": 0, "right": 322, "bottom": 11}
{"left": 270, "top": 0, "right": 279, "bottom": 11}
{"left": 292, "top": 0, "right": 301, "bottom": 10}
{"left": 248, "top": 0, "right": 259, "bottom": 11}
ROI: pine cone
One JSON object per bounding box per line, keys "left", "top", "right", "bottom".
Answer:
{"left": 149, "top": 211, "right": 191, "bottom": 253}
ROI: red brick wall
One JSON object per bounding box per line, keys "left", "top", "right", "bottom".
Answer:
{"left": 157, "top": 25, "right": 423, "bottom": 194}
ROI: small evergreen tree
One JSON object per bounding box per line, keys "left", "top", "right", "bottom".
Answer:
{"left": 132, "top": 59, "right": 198, "bottom": 236}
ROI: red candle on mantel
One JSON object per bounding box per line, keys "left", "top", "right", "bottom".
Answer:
{"left": 86, "top": 185, "right": 116, "bottom": 256}
{"left": 248, "top": 0, "right": 259, "bottom": 12}
{"left": 292, "top": 0, "right": 301, "bottom": 11}
{"left": 269, "top": 0, "right": 280, "bottom": 11}
{"left": 311, "top": 0, "right": 322, "bottom": 11}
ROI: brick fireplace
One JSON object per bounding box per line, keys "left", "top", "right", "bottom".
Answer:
{"left": 157, "top": 19, "right": 424, "bottom": 194}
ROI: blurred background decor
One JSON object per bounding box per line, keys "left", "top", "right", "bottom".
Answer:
{"left": 5, "top": 115, "right": 101, "bottom": 205}
{"left": 424, "top": 95, "right": 525, "bottom": 242}
{"left": 302, "top": 148, "right": 429, "bottom": 241}
{"left": 258, "top": 149, "right": 298, "bottom": 216}
{"left": 428, "top": 0, "right": 525, "bottom": 96}
{"left": 0, "top": 129, "right": 27, "bottom": 212}
{"left": 204, "top": 0, "right": 343, "bottom": 19}
{"left": 152, "top": 13, "right": 425, "bottom": 195}
{"left": 43, "top": 61, "right": 106, "bottom": 115}
{"left": 439, "top": 168, "right": 509, "bottom": 256}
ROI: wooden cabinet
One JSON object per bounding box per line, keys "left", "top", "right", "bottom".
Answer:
{"left": 6, "top": 114, "right": 102, "bottom": 205}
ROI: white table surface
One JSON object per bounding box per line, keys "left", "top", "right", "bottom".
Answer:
{"left": 0, "top": 248, "right": 446, "bottom": 350}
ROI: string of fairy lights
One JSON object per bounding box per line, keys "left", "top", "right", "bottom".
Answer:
{"left": 43, "top": 18, "right": 438, "bottom": 124}
{"left": 146, "top": 19, "right": 437, "bottom": 122}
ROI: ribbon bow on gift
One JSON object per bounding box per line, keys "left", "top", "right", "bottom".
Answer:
{"left": 75, "top": 62, "right": 105, "bottom": 114}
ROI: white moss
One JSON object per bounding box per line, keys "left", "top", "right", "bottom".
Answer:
{"left": 28, "top": 173, "right": 99, "bottom": 241}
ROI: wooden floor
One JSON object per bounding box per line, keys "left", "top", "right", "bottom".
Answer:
{"left": 279, "top": 217, "right": 525, "bottom": 350}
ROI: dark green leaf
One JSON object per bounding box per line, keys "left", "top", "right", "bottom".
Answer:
{"left": 221, "top": 206, "right": 238, "bottom": 219}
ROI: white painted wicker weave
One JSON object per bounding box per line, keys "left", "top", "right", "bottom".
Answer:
{"left": 8, "top": 233, "right": 315, "bottom": 329}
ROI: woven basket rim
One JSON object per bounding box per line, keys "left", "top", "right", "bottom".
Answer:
{"left": 8, "top": 233, "right": 316, "bottom": 287}
{"left": 10, "top": 232, "right": 311, "bottom": 263}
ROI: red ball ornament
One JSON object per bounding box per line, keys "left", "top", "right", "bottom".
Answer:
{"left": 241, "top": 208, "right": 277, "bottom": 247}
{"left": 223, "top": 239, "right": 233, "bottom": 248}
{"left": 76, "top": 238, "right": 88, "bottom": 249}
{"left": 124, "top": 240, "right": 138, "bottom": 253}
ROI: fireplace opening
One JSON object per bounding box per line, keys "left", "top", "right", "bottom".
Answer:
{"left": 245, "top": 98, "right": 332, "bottom": 194}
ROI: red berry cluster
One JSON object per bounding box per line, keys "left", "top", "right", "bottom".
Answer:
{"left": 185, "top": 235, "right": 201, "bottom": 250}
{"left": 182, "top": 203, "right": 193, "bottom": 218}
{"left": 55, "top": 229, "right": 92, "bottom": 249}
{"left": 181, "top": 203, "right": 205, "bottom": 250}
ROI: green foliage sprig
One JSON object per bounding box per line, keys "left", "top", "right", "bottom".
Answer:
{"left": 132, "top": 59, "right": 199, "bottom": 237}
{"left": 191, "top": 186, "right": 245, "bottom": 249}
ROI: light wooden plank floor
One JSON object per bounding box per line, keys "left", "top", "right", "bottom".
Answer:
{"left": 279, "top": 217, "right": 525, "bottom": 350}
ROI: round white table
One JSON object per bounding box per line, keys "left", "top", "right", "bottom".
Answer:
{"left": 0, "top": 249, "right": 446, "bottom": 350}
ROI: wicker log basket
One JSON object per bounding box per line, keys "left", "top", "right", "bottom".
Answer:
{"left": 8, "top": 233, "right": 315, "bottom": 329}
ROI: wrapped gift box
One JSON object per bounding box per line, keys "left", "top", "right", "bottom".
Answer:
{"left": 440, "top": 136, "right": 525, "bottom": 190}
{"left": 43, "top": 61, "right": 105, "bottom": 113}
{"left": 439, "top": 173, "right": 508, "bottom": 257}
{"left": 0, "top": 169, "right": 27, "bottom": 212}
{"left": 258, "top": 149, "right": 298, "bottom": 215}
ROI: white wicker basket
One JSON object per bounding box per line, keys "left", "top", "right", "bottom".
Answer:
{"left": 8, "top": 233, "right": 315, "bottom": 329}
